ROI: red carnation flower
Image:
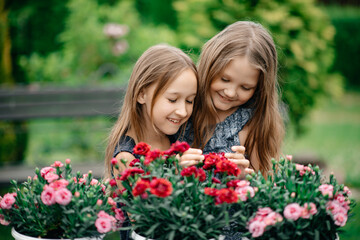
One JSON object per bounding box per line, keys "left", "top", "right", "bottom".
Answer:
{"left": 227, "top": 179, "right": 241, "bottom": 188}
{"left": 196, "top": 168, "right": 206, "bottom": 182}
{"left": 150, "top": 178, "right": 173, "bottom": 198}
{"left": 109, "top": 179, "right": 117, "bottom": 187}
{"left": 133, "top": 142, "right": 151, "bottom": 156}
{"left": 119, "top": 168, "right": 145, "bottom": 181}
{"left": 144, "top": 149, "right": 162, "bottom": 165}
{"left": 212, "top": 177, "right": 221, "bottom": 184}
{"left": 132, "top": 179, "right": 150, "bottom": 196}
{"left": 129, "top": 158, "right": 140, "bottom": 167}
{"left": 181, "top": 166, "right": 197, "bottom": 177}
{"left": 171, "top": 141, "right": 190, "bottom": 153}
{"left": 215, "top": 159, "right": 241, "bottom": 177}
{"left": 215, "top": 188, "right": 238, "bottom": 205}
{"left": 204, "top": 187, "right": 218, "bottom": 196}
{"left": 181, "top": 166, "right": 206, "bottom": 182}
{"left": 203, "top": 153, "right": 226, "bottom": 170}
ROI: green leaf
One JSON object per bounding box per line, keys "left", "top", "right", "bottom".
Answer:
{"left": 144, "top": 222, "right": 161, "bottom": 236}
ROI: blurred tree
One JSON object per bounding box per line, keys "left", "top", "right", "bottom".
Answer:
{"left": 174, "top": 0, "right": 344, "bottom": 133}
{"left": 8, "top": 0, "right": 69, "bottom": 84}
{"left": 0, "top": 0, "right": 12, "bottom": 85}
{"left": 136, "top": 0, "right": 178, "bottom": 29}
{"left": 326, "top": 6, "right": 360, "bottom": 88}
{"left": 19, "top": 0, "right": 176, "bottom": 86}
{"left": 0, "top": 1, "right": 28, "bottom": 165}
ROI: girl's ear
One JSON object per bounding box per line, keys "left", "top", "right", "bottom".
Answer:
{"left": 137, "top": 89, "right": 146, "bottom": 104}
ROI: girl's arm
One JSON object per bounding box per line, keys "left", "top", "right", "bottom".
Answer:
{"left": 113, "top": 151, "right": 136, "bottom": 189}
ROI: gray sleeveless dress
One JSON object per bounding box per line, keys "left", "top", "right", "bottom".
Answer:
{"left": 180, "top": 107, "right": 253, "bottom": 240}
{"left": 181, "top": 107, "right": 252, "bottom": 154}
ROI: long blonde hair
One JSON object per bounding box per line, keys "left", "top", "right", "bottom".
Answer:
{"left": 105, "top": 44, "right": 197, "bottom": 178}
{"left": 193, "top": 21, "right": 284, "bottom": 175}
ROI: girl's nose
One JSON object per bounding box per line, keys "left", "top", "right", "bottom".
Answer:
{"left": 175, "top": 103, "right": 187, "bottom": 117}
{"left": 224, "top": 88, "right": 237, "bottom": 98}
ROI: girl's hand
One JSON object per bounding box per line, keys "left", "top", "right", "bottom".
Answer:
{"left": 179, "top": 148, "right": 204, "bottom": 167}
{"left": 225, "top": 146, "right": 254, "bottom": 175}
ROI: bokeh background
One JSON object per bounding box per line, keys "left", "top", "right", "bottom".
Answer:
{"left": 0, "top": 0, "right": 359, "bottom": 239}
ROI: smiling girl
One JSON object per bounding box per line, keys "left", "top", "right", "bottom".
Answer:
{"left": 105, "top": 44, "right": 198, "bottom": 179}
{"left": 104, "top": 44, "right": 198, "bottom": 240}
{"left": 181, "top": 21, "right": 285, "bottom": 178}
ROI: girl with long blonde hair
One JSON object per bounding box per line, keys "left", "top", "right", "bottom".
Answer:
{"left": 105, "top": 44, "right": 198, "bottom": 180}
{"left": 105, "top": 44, "right": 198, "bottom": 240}
{"left": 181, "top": 21, "right": 285, "bottom": 178}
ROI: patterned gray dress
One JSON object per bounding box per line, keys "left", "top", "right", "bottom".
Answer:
{"left": 180, "top": 107, "right": 252, "bottom": 154}
{"left": 180, "top": 107, "right": 253, "bottom": 240}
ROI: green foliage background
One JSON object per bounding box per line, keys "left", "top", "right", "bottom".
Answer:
{"left": 0, "top": 0, "right": 358, "bottom": 168}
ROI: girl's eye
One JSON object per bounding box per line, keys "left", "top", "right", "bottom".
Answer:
{"left": 186, "top": 100, "right": 193, "bottom": 104}
{"left": 242, "top": 86, "right": 251, "bottom": 91}
{"left": 168, "top": 99, "right": 176, "bottom": 103}
{"left": 221, "top": 77, "right": 230, "bottom": 82}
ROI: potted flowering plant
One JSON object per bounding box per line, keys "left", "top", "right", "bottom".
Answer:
{"left": 111, "top": 141, "right": 242, "bottom": 240}
{"left": 229, "top": 156, "right": 355, "bottom": 239}
{"left": 0, "top": 159, "right": 125, "bottom": 240}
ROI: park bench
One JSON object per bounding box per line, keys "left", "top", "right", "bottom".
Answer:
{"left": 0, "top": 86, "right": 125, "bottom": 185}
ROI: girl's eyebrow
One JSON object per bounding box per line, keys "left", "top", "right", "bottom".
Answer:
{"left": 165, "top": 91, "right": 197, "bottom": 96}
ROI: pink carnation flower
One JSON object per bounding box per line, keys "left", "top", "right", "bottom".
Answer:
{"left": 49, "top": 179, "right": 69, "bottom": 190}
{"left": 237, "top": 180, "right": 250, "bottom": 188}
{"left": 333, "top": 212, "right": 348, "bottom": 227}
{"left": 0, "top": 214, "right": 10, "bottom": 226}
{"left": 51, "top": 161, "right": 64, "bottom": 168}
{"left": 44, "top": 172, "right": 59, "bottom": 183}
{"left": 264, "top": 212, "right": 283, "bottom": 225}
{"left": 114, "top": 208, "right": 125, "bottom": 223}
{"left": 319, "top": 184, "right": 334, "bottom": 198}
{"left": 55, "top": 188, "right": 72, "bottom": 205}
{"left": 40, "top": 167, "right": 56, "bottom": 177}
{"left": 95, "top": 217, "right": 112, "bottom": 233}
{"left": 41, "top": 185, "right": 56, "bottom": 206}
{"left": 236, "top": 186, "right": 255, "bottom": 201}
{"left": 284, "top": 203, "right": 303, "bottom": 221}
{"left": 0, "top": 193, "right": 16, "bottom": 209}
{"left": 302, "top": 202, "right": 317, "bottom": 219}
{"left": 91, "top": 179, "right": 99, "bottom": 186}
{"left": 343, "top": 186, "right": 352, "bottom": 196}
{"left": 248, "top": 220, "right": 266, "bottom": 238}
{"left": 257, "top": 207, "right": 273, "bottom": 217}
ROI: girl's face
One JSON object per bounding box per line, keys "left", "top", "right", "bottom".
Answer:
{"left": 210, "top": 56, "right": 259, "bottom": 120}
{"left": 139, "top": 69, "right": 197, "bottom": 135}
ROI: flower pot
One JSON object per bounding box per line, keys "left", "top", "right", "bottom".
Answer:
{"left": 11, "top": 228, "right": 104, "bottom": 240}
{"left": 131, "top": 231, "right": 225, "bottom": 240}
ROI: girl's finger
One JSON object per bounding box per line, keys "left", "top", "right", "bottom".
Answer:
{"left": 183, "top": 148, "right": 203, "bottom": 155}
{"left": 244, "top": 168, "right": 254, "bottom": 174}
{"left": 181, "top": 154, "right": 204, "bottom": 162}
{"left": 179, "top": 160, "right": 198, "bottom": 167}
{"left": 228, "top": 159, "right": 250, "bottom": 168}
{"left": 231, "top": 145, "right": 245, "bottom": 154}
{"left": 224, "top": 152, "right": 245, "bottom": 160}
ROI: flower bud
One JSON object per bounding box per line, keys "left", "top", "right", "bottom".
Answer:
{"left": 291, "top": 192, "right": 296, "bottom": 198}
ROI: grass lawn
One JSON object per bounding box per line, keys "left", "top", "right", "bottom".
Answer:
{"left": 284, "top": 91, "right": 360, "bottom": 188}
{"left": 284, "top": 91, "right": 360, "bottom": 239}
